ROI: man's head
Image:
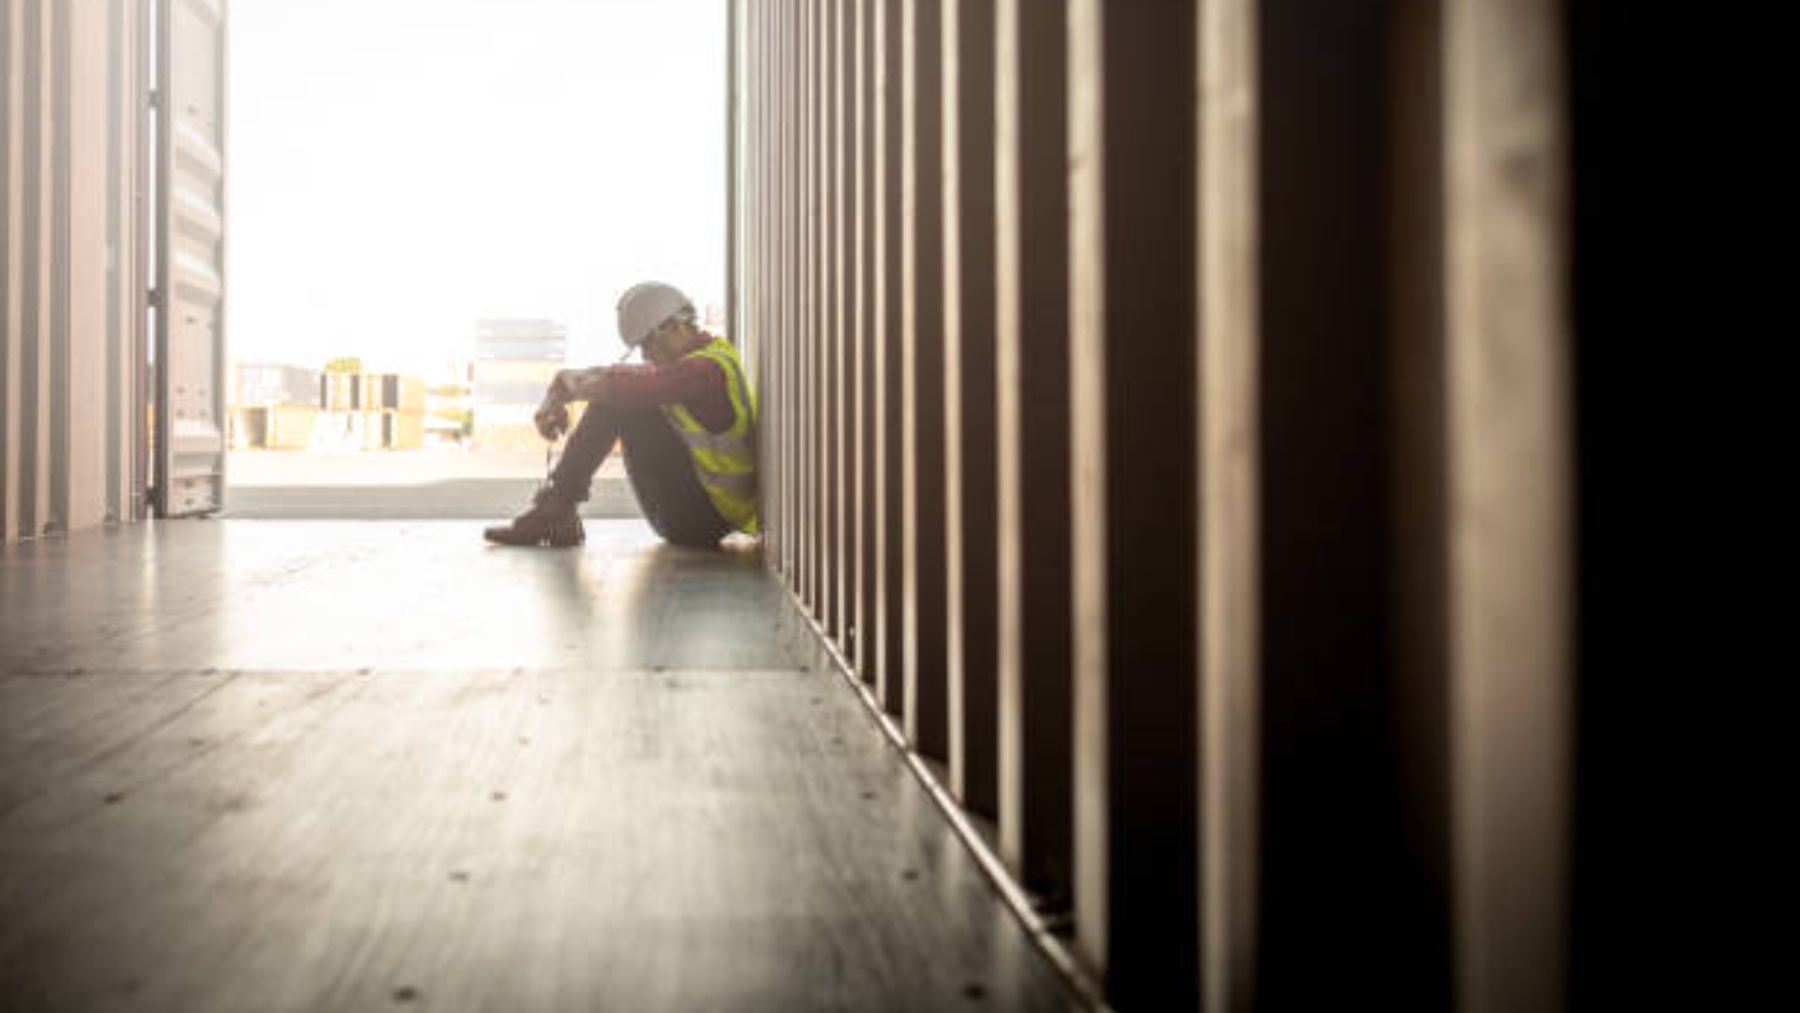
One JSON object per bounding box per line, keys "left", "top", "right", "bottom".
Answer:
{"left": 617, "top": 281, "right": 704, "bottom": 366}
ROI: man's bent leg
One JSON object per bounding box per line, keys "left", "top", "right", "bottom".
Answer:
{"left": 483, "top": 403, "right": 622, "bottom": 546}
{"left": 616, "top": 407, "right": 733, "bottom": 548}
{"left": 547, "top": 402, "right": 624, "bottom": 502}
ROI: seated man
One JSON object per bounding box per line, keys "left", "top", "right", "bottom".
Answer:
{"left": 483, "top": 281, "right": 758, "bottom": 548}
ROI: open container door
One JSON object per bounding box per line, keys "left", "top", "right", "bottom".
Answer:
{"left": 152, "top": 0, "right": 226, "bottom": 517}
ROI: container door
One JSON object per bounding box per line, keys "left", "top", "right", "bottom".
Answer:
{"left": 152, "top": 0, "right": 227, "bottom": 516}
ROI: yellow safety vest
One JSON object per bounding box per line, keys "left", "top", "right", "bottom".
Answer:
{"left": 663, "top": 337, "right": 760, "bottom": 534}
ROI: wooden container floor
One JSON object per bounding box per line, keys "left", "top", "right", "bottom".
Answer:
{"left": 0, "top": 521, "right": 1077, "bottom": 1012}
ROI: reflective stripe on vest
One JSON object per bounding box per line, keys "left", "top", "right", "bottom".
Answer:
{"left": 662, "top": 338, "right": 759, "bottom": 534}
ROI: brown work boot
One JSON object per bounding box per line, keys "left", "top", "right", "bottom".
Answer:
{"left": 483, "top": 485, "right": 585, "bottom": 547}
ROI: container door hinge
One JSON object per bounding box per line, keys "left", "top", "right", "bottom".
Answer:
{"left": 147, "top": 288, "right": 162, "bottom": 309}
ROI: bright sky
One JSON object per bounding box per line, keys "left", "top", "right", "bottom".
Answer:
{"left": 227, "top": 0, "right": 726, "bottom": 381}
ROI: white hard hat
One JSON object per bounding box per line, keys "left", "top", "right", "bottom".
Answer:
{"left": 616, "top": 281, "right": 694, "bottom": 348}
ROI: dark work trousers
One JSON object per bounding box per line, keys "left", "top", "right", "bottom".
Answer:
{"left": 549, "top": 402, "right": 732, "bottom": 548}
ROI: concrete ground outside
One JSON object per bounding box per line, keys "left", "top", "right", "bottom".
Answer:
{"left": 223, "top": 449, "right": 640, "bottom": 520}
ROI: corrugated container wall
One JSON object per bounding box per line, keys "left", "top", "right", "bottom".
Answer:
{"left": 3, "top": 0, "right": 144, "bottom": 544}
{"left": 733, "top": 1, "right": 1578, "bottom": 1010}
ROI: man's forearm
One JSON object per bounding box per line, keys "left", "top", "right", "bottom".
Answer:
{"left": 547, "top": 367, "right": 611, "bottom": 405}
{"left": 543, "top": 358, "right": 726, "bottom": 419}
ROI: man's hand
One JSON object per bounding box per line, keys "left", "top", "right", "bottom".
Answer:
{"left": 533, "top": 366, "right": 613, "bottom": 441}
{"left": 534, "top": 404, "right": 569, "bottom": 441}
{"left": 534, "top": 397, "right": 570, "bottom": 441}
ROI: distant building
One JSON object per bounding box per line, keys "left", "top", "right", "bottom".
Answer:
{"left": 236, "top": 361, "right": 319, "bottom": 407}
{"left": 229, "top": 362, "right": 320, "bottom": 450}
{"left": 314, "top": 371, "right": 427, "bottom": 451}
{"left": 470, "top": 319, "right": 567, "bottom": 451}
